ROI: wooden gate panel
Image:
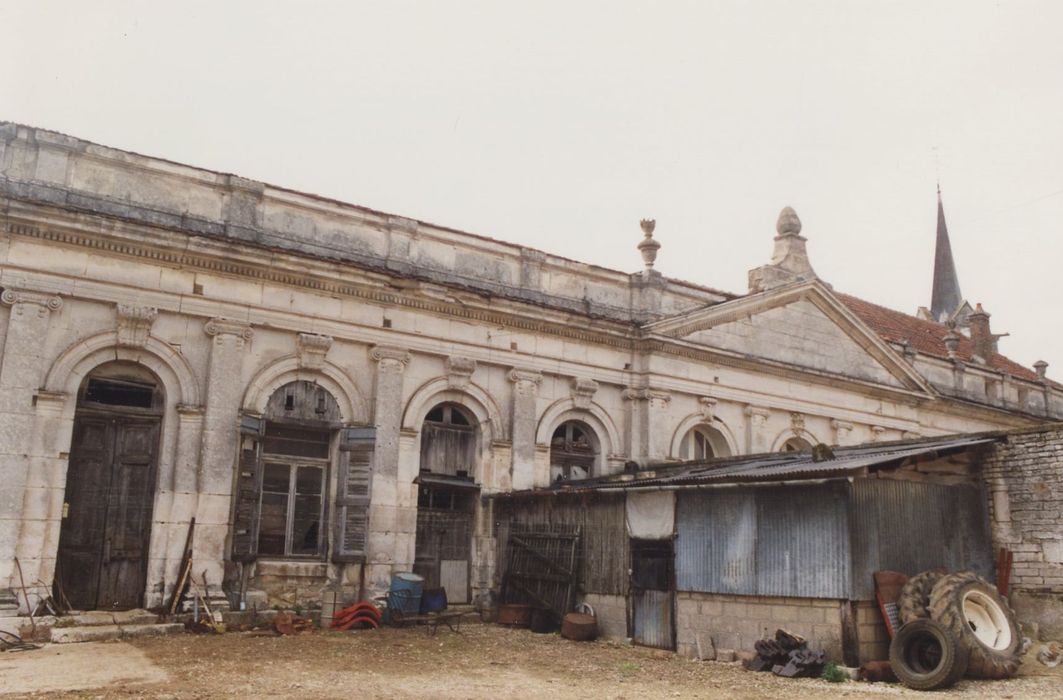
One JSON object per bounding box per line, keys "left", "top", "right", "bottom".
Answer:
{"left": 57, "top": 418, "right": 114, "bottom": 610}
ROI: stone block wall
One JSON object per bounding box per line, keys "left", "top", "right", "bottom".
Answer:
{"left": 982, "top": 426, "right": 1063, "bottom": 594}
{"left": 674, "top": 592, "right": 844, "bottom": 661}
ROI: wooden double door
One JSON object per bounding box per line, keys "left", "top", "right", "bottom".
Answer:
{"left": 57, "top": 413, "right": 160, "bottom": 610}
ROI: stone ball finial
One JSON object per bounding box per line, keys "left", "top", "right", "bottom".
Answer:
{"left": 776, "top": 207, "right": 802, "bottom": 236}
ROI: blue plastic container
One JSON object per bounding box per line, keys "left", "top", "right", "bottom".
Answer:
{"left": 389, "top": 572, "right": 424, "bottom": 615}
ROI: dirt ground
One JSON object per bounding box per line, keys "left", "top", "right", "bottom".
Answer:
{"left": 2, "top": 623, "right": 1061, "bottom": 699}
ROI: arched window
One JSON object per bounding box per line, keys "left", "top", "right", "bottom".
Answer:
{"left": 781, "top": 436, "right": 813, "bottom": 453}
{"left": 550, "top": 420, "right": 598, "bottom": 481}
{"left": 420, "top": 402, "right": 476, "bottom": 477}
{"left": 678, "top": 425, "right": 731, "bottom": 461}
{"left": 256, "top": 381, "right": 340, "bottom": 558}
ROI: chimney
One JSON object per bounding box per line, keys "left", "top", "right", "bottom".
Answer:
{"left": 968, "top": 304, "right": 993, "bottom": 361}
{"left": 1034, "top": 360, "right": 1048, "bottom": 382}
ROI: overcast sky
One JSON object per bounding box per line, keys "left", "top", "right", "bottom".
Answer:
{"left": 3, "top": 1, "right": 1062, "bottom": 373}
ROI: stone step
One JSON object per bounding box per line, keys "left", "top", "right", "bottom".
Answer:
{"left": 65, "top": 609, "right": 160, "bottom": 627}
{"left": 51, "top": 622, "right": 184, "bottom": 644}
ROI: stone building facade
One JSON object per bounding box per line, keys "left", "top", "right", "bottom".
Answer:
{"left": 0, "top": 122, "right": 1060, "bottom": 616}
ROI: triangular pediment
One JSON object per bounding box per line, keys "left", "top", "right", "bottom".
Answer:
{"left": 646, "top": 281, "right": 935, "bottom": 394}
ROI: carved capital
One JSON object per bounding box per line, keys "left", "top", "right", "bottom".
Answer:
{"left": 508, "top": 368, "right": 542, "bottom": 398}
{"left": 744, "top": 405, "right": 770, "bottom": 426}
{"left": 177, "top": 404, "right": 206, "bottom": 418}
{"left": 296, "top": 333, "right": 333, "bottom": 370}
{"left": 204, "top": 318, "right": 253, "bottom": 340}
{"left": 570, "top": 377, "right": 599, "bottom": 409}
{"left": 370, "top": 345, "right": 410, "bottom": 373}
{"left": 116, "top": 304, "right": 158, "bottom": 348}
{"left": 446, "top": 356, "right": 477, "bottom": 390}
{"left": 2, "top": 288, "right": 62, "bottom": 317}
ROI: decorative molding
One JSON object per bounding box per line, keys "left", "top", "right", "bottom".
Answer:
{"left": 445, "top": 356, "right": 477, "bottom": 389}
{"left": 296, "top": 333, "right": 333, "bottom": 370}
{"left": 116, "top": 304, "right": 158, "bottom": 348}
{"left": 570, "top": 377, "right": 599, "bottom": 409}
{"left": 508, "top": 368, "right": 543, "bottom": 398}
{"left": 370, "top": 345, "right": 410, "bottom": 373}
{"left": 744, "top": 405, "right": 770, "bottom": 426}
{"left": 623, "top": 386, "right": 670, "bottom": 407}
{"left": 204, "top": 317, "right": 253, "bottom": 340}
{"left": 902, "top": 430, "right": 922, "bottom": 440}
{"left": 177, "top": 403, "right": 207, "bottom": 417}
{"left": 33, "top": 390, "right": 68, "bottom": 411}
{"left": 698, "top": 396, "right": 718, "bottom": 422}
{"left": 790, "top": 412, "right": 806, "bottom": 435}
{"left": 870, "top": 425, "right": 886, "bottom": 442}
{"left": 830, "top": 419, "right": 853, "bottom": 444}
{"left": 1, "top": 288, "right": 62, "bottom": 317}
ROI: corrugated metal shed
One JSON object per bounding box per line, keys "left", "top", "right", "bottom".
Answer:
{"left": 495, "top": 434, "right": 999, "bottom": 496}
{"left": 676, "top": 483, "right": 850, "bottom": 598}
{"left": 849, "top": 479, "right": 994, "bottom": 598}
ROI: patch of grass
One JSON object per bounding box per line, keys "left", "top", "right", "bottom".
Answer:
{"left": 821, "top": 661, "right": 848, "bottom": 683}
{"left": 617, "top": 661, "right": 640, "bottom": 674}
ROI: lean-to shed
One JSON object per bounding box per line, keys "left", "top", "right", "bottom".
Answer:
{"left": 492, "top": 433, "right": 1000, "bottom": 663}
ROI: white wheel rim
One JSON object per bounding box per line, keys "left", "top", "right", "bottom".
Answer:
{"left": 962, "top": 590, "right": 1012, "bottom": 650}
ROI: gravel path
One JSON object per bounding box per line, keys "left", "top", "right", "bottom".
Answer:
{"left": 2, "top": 623, "right": 1060, "bottom": 698}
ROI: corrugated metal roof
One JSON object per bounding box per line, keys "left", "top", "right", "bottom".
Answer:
{"left": 500, "top": 433, "right": 1001, "bottom": 497}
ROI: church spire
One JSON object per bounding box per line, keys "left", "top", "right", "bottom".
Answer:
{"left": 931, "top": 185, "right": 963, "bottom": 322}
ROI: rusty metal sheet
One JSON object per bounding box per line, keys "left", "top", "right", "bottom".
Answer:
{"left": 632, "top": 588, "right": 674, "bottom": 650}
{"left": 850, "top": 479, "right": 994, "bottom": 599}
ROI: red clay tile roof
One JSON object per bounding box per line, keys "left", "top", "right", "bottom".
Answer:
{"left": 837, "top": 293, "right": 1046, "bottom": 383}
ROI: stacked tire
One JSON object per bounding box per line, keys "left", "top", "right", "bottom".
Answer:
{"left": 889, "top": 569, "right": 1022, "bottom": 690}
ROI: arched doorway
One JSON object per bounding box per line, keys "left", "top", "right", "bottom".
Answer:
{"left": 57, "top": 362, "right": 164, "bottom": 610}
{"left": 414, "top": 402, "right": 479, "bottom": 602}
{"left": 550, "top": 420, "right": 599, "bottom": 481}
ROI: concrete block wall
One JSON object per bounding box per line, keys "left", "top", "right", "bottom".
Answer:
{"left": 853, "top": 600, "right": 889, "bottom": 662}
{"left": 581, "top": 593, "right": 627, "bottom": 640}
{"left": 674, "top": 592, "right": 844, "bottom": 661}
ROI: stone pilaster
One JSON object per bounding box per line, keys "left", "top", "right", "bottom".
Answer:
{"left": 623, "top": 386, "right": 670, "bottom": 465}
{"left": 509, "top": 368, "right": 543, "bottom": 489}
{"left": 744, "top": 405, "right": 771, "bottom": 453}
{"left": 0, "top": 288, "right": 63, "bottom": 609}
{"left": 366, "top": 345, "right": 410, "bottom": 594}
{"left": 196, "top": 318, "right": 253, "bottom": 607}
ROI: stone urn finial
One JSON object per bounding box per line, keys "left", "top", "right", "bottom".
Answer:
{"left": 943, "top": 328, "right": 962, "bottom": 360}
{"left": 1034, "top": 360, "right": 1049, "bottom": 381}
{"left": 637, "top": 219, "right": 660, "bottom": 271}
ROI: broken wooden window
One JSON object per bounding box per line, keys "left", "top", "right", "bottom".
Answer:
{"left": 679, "top": 425, "right": 731, "bottom": 460}
{"left": 419, "top": 403, "right": 476, "bottom": 477}
{"left": 550, "top": 420, "right": 597, "bottom": 481}
{"left": 333, "top": 426, "right": 375, "bottom": 562}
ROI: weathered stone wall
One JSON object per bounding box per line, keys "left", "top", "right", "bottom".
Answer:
{"left": 674, "top": 592, "right": 845, "bottom": 662}
{"left": 983, "top": 425, "right": 1063, "bottom": 640}
{"left": 853, "top": 600, "right": 890, "bottom": 663}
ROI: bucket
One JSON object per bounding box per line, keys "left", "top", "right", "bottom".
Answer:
{"left": 419, "top": 587, "right": 448, "bottom": 614}
{"left": 389, "top": 572, "right": 424, "bottom": 615}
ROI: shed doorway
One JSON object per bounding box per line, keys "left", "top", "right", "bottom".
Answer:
{"left": 414, "top": 403, "right": 478, "bottom": 603}
{"left": 630, "top": 538, "right": 676, "bottom": 650}
{"left": 56, "top": 364, "right": 163, "bottom": 610}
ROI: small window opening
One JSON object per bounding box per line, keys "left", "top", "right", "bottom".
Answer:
{"left": 285, "top": 394, "right": 295, "bottom": 411}
{"left": 84, "top": 378, "right": 155, "bottom": 408}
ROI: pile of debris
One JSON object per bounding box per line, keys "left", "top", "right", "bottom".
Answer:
{"left": 745, "top": 629, "right": 826, "bottom": 678}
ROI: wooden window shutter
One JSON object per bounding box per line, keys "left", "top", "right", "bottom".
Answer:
{"left": 231, "top": 414, "right": 264, "bottom": 562}
{"left": 333, "top": 426, "right": 375, "bottom": 562}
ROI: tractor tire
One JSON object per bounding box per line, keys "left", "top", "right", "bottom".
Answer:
{"left": 898, "top": 570, "right": 945, "bottom": 624}
{"left": 889, "top": 618, "right": 969, "bottom": 690}
{"left": 928, "top": 571, "right": 1022, "bottom": 679}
